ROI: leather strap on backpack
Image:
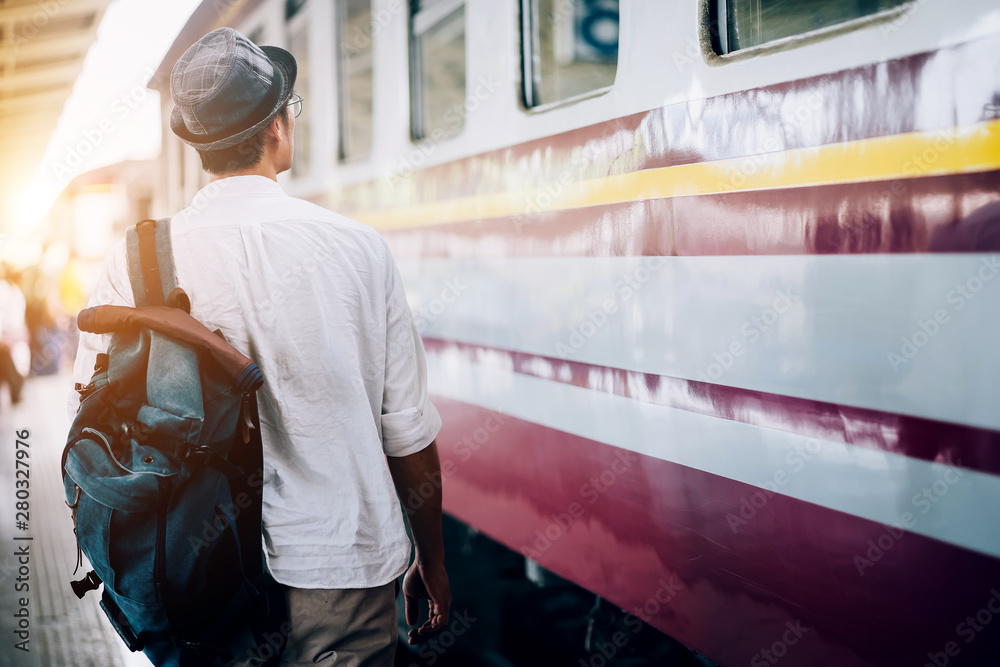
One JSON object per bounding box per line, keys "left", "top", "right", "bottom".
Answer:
{"left": 137, "top": 220, "right": 163, "bottom": 306}
{"left": 127, "top": 218, "right": 176, "bottom": 307}
{"left": 230, "top": 391, "right": 268, "bottom": 582}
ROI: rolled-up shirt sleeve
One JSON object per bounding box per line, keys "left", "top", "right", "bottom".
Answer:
{"left": 380, "top": 252, "right": 442, "bottom": 457}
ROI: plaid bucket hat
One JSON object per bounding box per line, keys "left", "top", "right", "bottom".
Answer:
{"left": 169, "top": 27, "right": 297, "bottom": 151}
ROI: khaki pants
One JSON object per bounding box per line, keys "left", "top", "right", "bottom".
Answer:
{"left": 278, "top": 582, "right": 398, "bottom": 666}
{"left": 142, "top": 581, "right": 398, "bottom": 666}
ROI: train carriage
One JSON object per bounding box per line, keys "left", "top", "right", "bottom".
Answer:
{"left": 151, "top": 1, "right": 1000, "bottom": 664}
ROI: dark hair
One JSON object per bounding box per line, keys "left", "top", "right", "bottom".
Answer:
{"left": 197, "top": 105, "right": 289, "bottom": 174}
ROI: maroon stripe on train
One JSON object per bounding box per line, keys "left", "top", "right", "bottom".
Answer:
{"left": 434, "top": 397, "right": 1000, "bottom": 667}
{"left": 382, "top": 171, "right": 1000, "bottom": 257}
{"left": 423, "top": 338, "right": 1000, "bottom": 476}
{"left": 338, "top": 34, "right": 1000, "bottom": 216}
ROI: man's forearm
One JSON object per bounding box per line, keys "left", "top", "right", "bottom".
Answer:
{"left": 387, "top": 440, "right": 445, "bottom": 563}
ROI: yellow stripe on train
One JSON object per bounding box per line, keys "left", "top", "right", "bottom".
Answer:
{"left": 347, "top": 119, "right": 1000, "bottom": 231}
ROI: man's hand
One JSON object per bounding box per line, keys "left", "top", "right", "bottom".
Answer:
{"left": 401, "top": 558, "right": 451, "bottom": 644}
{"left": 386, "top": 441, "right": 452, "bottom": 644}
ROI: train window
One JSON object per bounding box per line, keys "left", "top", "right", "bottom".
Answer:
{"left": 247, "top": 26, "right": 265, "bottom": 45}
{"left": 287, "top": 11, "right": 311, "bottom": 178}
{"left": 336, "top": 0, "right": 373, "bottom": 161}
{"left": 285, "top": 0, "right": 308, "bottom": 21}
{"left": 711, "top": 0, "right": 911, "bottom": 54}
{"left": 520, "top": 0, "right": 619, "bottom": 108}
{"left": 176, "top": 139, "right": 186, "bottom": 200}
{"left": 410, "top": 0, "right": 466, "bottom": 142}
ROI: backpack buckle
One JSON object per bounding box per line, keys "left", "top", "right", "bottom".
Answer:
{"left": 122, "top": 421, "right": 149, "bottom": 445}
{"left": 186, "top": 445, "right": 244, "bottom": 478}
{"left": 71, "top": 570, "right": 103, "bottom": 599}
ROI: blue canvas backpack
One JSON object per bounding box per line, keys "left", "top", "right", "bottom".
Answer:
{"left": 62, "top": 219, "right": 285, "bottom": 665}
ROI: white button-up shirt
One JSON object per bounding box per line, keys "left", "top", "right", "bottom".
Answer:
{"left": 72, "top": 175, "right": 441, "bottom": 589}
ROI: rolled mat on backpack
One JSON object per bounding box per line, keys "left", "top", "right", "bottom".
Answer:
{"left": 78, "top": 305, "right": 263, "bottom": 393}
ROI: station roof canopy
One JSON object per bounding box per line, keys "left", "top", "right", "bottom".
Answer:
{"left": 148, "top": 0, "right": 267, "bottom": 92}
{"left": 0, "top": 0, "right": 114, "bottom": 228}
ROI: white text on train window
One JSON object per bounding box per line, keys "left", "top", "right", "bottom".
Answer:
{"left": 521, "top": 0, "right": 618, "bottom": 109}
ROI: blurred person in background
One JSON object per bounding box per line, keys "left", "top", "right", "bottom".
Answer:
{"left": 0, "top": 264, "right": 28, "bottom": 405}
{"left": 57, "top": 253, "right": 88, "bottom": 370}
{"left": 21, "top": 250, "right": 71, "bottom": 376}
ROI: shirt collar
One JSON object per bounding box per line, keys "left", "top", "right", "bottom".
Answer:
{"left": 192, "top": 174, "right": 286, "bottom": 203}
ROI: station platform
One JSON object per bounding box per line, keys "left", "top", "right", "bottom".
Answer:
{"left": 0, "top": 372, "right": 149, "bottom": 667}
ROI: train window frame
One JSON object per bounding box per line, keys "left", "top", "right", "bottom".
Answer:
{"left": 705, "top": 0, "right": 917, "bottom": 59}
{"left": 176, "top": 139, "right": 185, "bottom": 193}
{"left": 285, "top": 0, "right": 313, "bottom": 181}
{"left": 247, "top": 25, "right": 265, "bottom": 45}
{"left": 286, "top": 0, "right": 308, "bottom": 21}
{"left": 409, "top": 0, "right": 467, "bottom": 143}
{"left": 335, "top": 0, "right": 374, "bottom": 162}
{"left": 519, "top": 0, "right": 619, "bottom": 113}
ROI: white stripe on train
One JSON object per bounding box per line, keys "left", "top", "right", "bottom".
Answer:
{"left": 426, "top": 350, "right": 1000, "bottom": 561}
{"left": 399, "top": 254, "right": 1000, "bottom": 431}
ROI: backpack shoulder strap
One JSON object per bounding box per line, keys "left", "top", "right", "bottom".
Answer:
{"left": 126, "top": 218, "right": 176, "bottom": 307}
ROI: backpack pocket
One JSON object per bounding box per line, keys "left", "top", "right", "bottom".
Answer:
{"left": 64, "top": 430, "right": 178, "bottom": 511}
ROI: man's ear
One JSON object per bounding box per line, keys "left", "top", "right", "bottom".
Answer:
{"left": 268, "top": 115, "right": 284, "bottom": 143}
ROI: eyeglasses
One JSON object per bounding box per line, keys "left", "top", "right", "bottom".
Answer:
{"left": 285, "top": 93, "right": 303, "bottom": 118}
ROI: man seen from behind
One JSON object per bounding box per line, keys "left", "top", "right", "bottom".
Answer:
{"left": 72, "top": 27, "right": 451, "bottom": 667}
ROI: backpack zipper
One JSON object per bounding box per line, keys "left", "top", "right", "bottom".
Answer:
{"left": 241, "top": 392, "right": 254, "bottom": 443}
{"left": 153, "top": 477, "right": 172, "bottom": 604}
{"left": 81, "top": 428, "right": 177, "bottom": 478}
{"left": 66, "top": 485, "right": 84, "bottom": 575}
